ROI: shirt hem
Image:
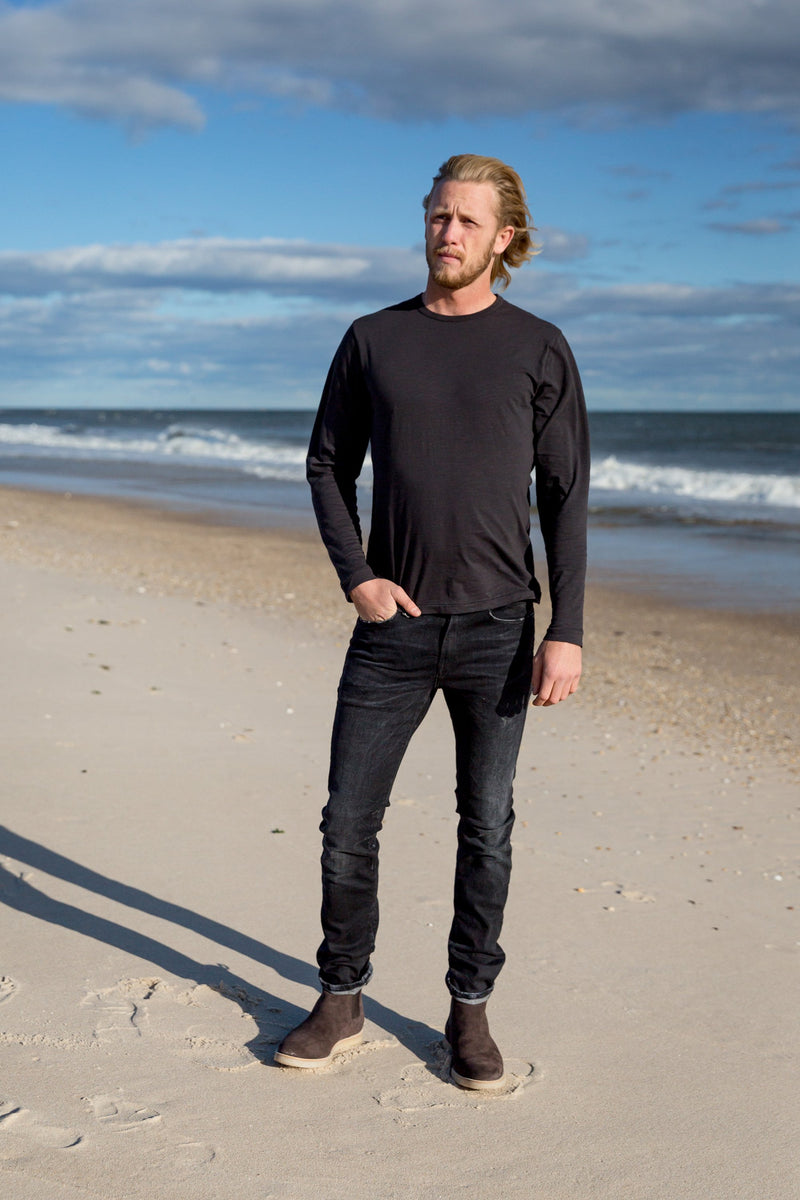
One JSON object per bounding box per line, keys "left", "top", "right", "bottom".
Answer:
{"left": 414, "top": 587, "right": 539, "bottom": 616}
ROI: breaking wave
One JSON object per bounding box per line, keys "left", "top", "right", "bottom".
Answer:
{"left": 591, "top": 455, "right": 800, "bottom": 510}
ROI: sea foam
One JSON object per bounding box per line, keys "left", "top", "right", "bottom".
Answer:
{"left": 591, "top": 455, "right": 800, "bottom": 510}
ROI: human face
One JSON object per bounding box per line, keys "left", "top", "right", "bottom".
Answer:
{"left": 424, "top": 180, "right": 512, "bottom": 292}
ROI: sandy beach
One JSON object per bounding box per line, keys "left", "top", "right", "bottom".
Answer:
{"left": 2, "top": 485, "right": 798, "bottom": 1199}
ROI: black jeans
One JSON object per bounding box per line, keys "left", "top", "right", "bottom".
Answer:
{"left": 317, "top": 599, "right": 534, "bottom": 1001}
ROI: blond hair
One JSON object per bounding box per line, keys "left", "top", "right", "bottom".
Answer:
{"left": 423, "top": 154, "right": 540, "bottom": 290}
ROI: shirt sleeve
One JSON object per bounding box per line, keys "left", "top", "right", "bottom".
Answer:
{"left": 306, "top": 326, "right": 376, "bottom": 598}
{"left": 533, "top": 331, "right": 590, "bottom": 646}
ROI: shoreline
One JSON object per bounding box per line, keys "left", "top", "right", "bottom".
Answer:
{"left": 4, "top": 447, "right": 800, "bottom": 615}
{"left": 2, "top": 482, "right": 798, "bottom": 777}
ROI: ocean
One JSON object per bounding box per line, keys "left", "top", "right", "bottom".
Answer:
{"left": 1, "top": 408, "right": 799, "bottom": 613}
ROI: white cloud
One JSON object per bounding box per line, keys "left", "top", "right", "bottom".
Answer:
{"left": 0, "top": 234, "right": 797, "bottom": 408}
{"left": 0, "top": 238, "right": 419, "bottom": 301}
{"left": 0, "top": 0, "right": 798, "bottom": 130}
{"left": 536, "top": 227, "right": 590, "bottom": 263}
{"left": 8, "top": 234, "right": 800, "bottom": 322}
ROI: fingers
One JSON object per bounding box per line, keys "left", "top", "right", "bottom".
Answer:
{"left": 390, "top": 584, "right": 421, "bottom": 617}
{"left": 349, "top": 578, "right": 421, "bottom": 622}
{"left": 531, "top": 674, "right": 579, "bottom": 706}
{"left": 530, "top": 640, "right": 582, "bottom": 707}
{"left": 349, "top": 579, "right": 391, "bottom": 621}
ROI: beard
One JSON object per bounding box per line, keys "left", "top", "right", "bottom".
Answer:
{"left": 425, "top": 241, "right": 496, "bottom": 291}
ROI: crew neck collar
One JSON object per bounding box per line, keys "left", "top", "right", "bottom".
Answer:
{"left": 417, "top": 294, "right": 504, "bottom": 321}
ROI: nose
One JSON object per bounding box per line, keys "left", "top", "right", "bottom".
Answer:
{"left": 438, "top": 216, "right": 461, "bottom": 244}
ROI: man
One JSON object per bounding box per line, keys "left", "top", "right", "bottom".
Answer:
{"left": 274, "top": 154, "right": 589, "bottom": 1090}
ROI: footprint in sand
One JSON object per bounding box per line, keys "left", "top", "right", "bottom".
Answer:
{"left": 161, "top": 1140, "right": 217, "bottom": 1168}
{"left": 375, "top": 1041, "right": 535, "bottom": 1118}
{"left": 0, "top": 976, "right": 17, "bottom": 1005}
{"left": 82, "top": 976, "right": 210, "bottom": 1044}
{"left": 0, "top": 1101, "right": 82, "bottom": 1159}
{"left": 182, "top": 1027, "right": 260, "bottom": 1071}
{"left": 85, "top": 1094, "right": 162, "bottom": 1132}
{"left": 81, "top": 980, "right": 148, "bottom": 1044}
{"left": 82, "top": 976, "right": 286, "bottom": 1070}
{"left": 84, "top": 1095, "right": 217, "bottom": 1169}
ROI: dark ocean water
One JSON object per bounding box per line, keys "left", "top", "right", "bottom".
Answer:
{"left": 1, "top": 408, "right": 798, "bottom": 611}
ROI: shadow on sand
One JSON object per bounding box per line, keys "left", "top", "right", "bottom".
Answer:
{"left": 0, "top": 825, "right": 440, "bottom": 1064}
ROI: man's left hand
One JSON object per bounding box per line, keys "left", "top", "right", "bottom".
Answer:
{"left": 531, "top": 640, "right": 582, "bottom": 707}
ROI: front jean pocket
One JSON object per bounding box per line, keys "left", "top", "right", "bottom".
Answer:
{"left": 356, "top": 607, "right": 408, "bottom": 626}
{"left": 488, "top": 600, "right": 531, "bottom": 622}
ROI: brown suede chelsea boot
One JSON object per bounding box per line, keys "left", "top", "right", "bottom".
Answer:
{"left": 444, "top": 998, "right": 505, "bottom": 1090}
{"left": 274, "top": 991, "right": 364, "bottom": 1069}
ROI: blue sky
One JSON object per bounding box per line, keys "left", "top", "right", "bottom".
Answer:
{"left": 1, "top": 0, "right": 798, "bottom": 410}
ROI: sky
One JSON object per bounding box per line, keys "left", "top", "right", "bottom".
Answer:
{"left": 0, "top": 0, "right": 799, "bottom": 411}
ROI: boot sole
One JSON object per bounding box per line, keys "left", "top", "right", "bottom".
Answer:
{"left": 273, "top": 1031, "right": 363, "bottom": 1069}
{"left": 450, "top": 1066, "right": 506, "bottom": 1091}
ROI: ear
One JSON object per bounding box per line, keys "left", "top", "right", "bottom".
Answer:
{"left": 493, "top": 224, "right": 515, "bottom": 256}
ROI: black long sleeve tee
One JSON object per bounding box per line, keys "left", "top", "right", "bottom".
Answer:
{"left": 306, "top": 294, "right": 590, "bottom": 645}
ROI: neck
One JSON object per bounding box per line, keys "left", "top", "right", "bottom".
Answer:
{"left": 422, "top": 276, "right": 498, "bottom": 316}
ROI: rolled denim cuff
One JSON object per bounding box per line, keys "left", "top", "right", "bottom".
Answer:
{"left": 446, "top": 971, "right": 494, "bottom": 1004}
{"left": 320, "top": 961, "right": 373, "bottom": 995}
